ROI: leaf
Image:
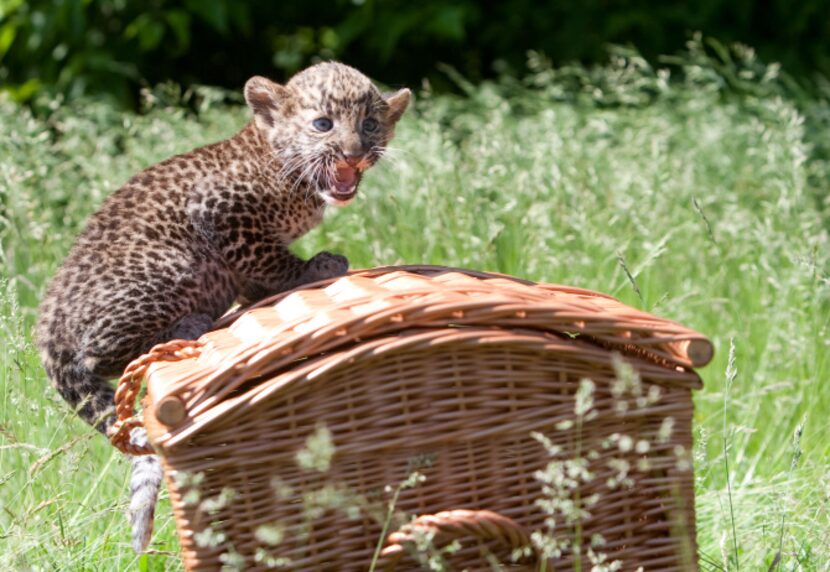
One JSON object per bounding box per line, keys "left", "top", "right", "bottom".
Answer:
{"left": 0, "top": 0, "right": 26, "bottom": 21}
{"left": 2, "top": 77, "right": 40, "bottom": 102}
{"left": 184, "top": 0, "right": 229, "bottom": 35}
{"left": 424, "top": 5, "right": 469, "bottom": 41}
{"left": 164, "top": 9, "right": 192, "bottom": 52}
{"left": 0, "top": 22, "right": 16, "bottom": 59}
{"left": 125, "top": 13, "right": 164, "bottom": 51}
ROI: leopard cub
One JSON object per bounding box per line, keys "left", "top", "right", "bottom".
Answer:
{"left": 36, "top": 62, "right": 410, "bottom": 551}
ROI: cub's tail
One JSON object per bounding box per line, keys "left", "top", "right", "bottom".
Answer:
{"left": 128, "top": 428, "right": 164, "bottom": 553}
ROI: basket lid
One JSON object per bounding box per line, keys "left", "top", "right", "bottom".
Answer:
{"left": 216, "top": 265, "right": 712, "bottom": 366}
{"left": 112, "top": 265, "right": 712, "bottom": 454}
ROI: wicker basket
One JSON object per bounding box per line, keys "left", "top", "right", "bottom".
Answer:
{"left": 110, "top": 265, "right": 712, "bottom": 571}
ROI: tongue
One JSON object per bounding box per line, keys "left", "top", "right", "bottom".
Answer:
{"left": 334, "top": 166, "right": 357, "bottom": 191}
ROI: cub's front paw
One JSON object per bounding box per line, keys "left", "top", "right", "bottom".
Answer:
{"left": 306, "top": 251, "right": 349, "bottom": 282}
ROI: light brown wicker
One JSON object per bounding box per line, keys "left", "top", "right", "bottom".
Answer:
{"left": 109, "top": 265, "right": 711, "bottom": 571}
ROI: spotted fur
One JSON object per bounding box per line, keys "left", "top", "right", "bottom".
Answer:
{"left": 36, "top": 62, "right": 410, "bottom": 552}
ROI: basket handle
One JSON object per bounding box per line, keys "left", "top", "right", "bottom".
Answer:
{"left": 107, "top": 339, "right": 201, "bottom": 456}
{"left": 379, "top": 509, "right": 537, "bottom": 570}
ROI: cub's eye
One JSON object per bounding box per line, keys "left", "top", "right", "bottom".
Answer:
{"left": 362, "top": 117, "right": 379, "bottom": 133}
{"left": 313, "top": 117, "right": 333, "bottom": 132}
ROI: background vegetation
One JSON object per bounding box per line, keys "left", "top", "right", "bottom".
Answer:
{"left": 1, "top": 39, "right": 829, "bottom": 569}
{"left": 3, "top": 0, "right": 830, "bottom": 107}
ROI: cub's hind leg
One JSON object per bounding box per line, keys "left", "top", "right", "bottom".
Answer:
{"left": 162, "top": 313, "right": 214, "bottom": 343}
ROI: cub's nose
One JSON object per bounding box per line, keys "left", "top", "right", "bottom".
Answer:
{"left": 342, "top": 152, "right": 364, "bottom": 167}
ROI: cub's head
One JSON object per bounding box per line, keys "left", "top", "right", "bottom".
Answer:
{"left": 244, "top": 62, "right": 410, "bottom": 206}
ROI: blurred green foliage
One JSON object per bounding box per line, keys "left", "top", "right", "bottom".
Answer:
{"left": 1, "top": 0, "right": 830, "bottom": 107}
{"left": 2, "top": 39, "right": 830, "bottom": 568}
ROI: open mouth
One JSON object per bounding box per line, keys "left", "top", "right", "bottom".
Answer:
{"left": 322, "top": 163, "right": 362, "bottom": 205}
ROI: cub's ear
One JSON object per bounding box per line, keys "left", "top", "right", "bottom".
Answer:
{"left": 384, "top": 88, "right": 411, "bottom": 123}
{"left": 244, "top": 76, "right": 290, "bottom": 128}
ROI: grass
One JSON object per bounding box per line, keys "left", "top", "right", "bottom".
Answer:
{"left": 1, "top": 42, "right": 829, "bottom": 569}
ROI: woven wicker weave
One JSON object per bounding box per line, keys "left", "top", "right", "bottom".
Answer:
{"left": 110, "top": 265, "right": 711, "bottom": 571}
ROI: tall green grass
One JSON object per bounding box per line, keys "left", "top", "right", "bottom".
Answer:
{"left": 1, "top": 43, "right": 829, "bottom": 569}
